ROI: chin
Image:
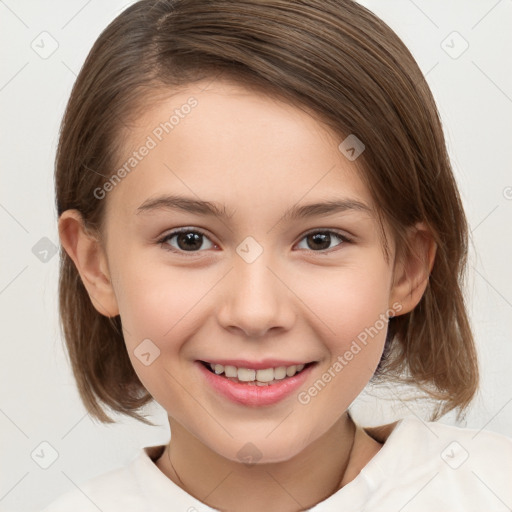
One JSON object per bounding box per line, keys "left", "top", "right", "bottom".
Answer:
{"left": 206, "top": 432, "right": 314, "bottom": 466}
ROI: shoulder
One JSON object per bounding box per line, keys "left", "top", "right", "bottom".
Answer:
{"left": 401, "top": 415, "right": 512, "bottom": 464}
{"left": 40, "top": 452, "right": 146, "bottom": 511}
{"left": 362, "top": 415, "right": 512, "bottom": 510}
{"left": 380, "top": 414, "right": 512, "bottom": 472}
{"left": 40, "top": 444, "right": 218, "bottom": 512}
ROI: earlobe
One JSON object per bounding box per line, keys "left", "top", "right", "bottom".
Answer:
{"left": 58, "top": 209, "right": 119, "bottom": 318}
{"left": 389, "top": 222, "right": 437, "bottom": 316}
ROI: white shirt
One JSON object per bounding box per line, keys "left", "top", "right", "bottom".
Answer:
{"left": 40, "top": 415, "right": 512, "bottom": 511}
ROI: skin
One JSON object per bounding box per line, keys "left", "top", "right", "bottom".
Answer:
{"left": 59, "top": 77, "right": 436, "bottom": 511}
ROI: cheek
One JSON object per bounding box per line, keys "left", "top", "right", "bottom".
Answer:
{"left": 112, "top": 256, "right": 207, "bottom": 407}
{"left": 113, "top": 252, "right": 209, "bottom": 342}
{"left": 294, "top": 266, "right": 391, "bottom": 427}
{"left": 292, "top": 258, "right": 391, "bottom": 398}
{"left": 294, "top": 258, "right": 392, "bottom": 345}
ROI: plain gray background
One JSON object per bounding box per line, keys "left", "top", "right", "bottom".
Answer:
{"left": 1, "top": 1, "right": 511, "bottom": 510}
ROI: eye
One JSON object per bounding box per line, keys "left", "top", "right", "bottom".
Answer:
{"left": 295, "top": 230, "right": 352, "bottom": 252}
{"left": 158, "top": 228, "right": 215, "bottom": 254}
{"left": 157, "top": 227, "right": 352, "bottom": 256}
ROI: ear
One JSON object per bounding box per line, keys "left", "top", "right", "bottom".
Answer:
{"left": 389, "top": 222, "right": 437, "bottom": 316}
{"left": 58, "top": 209, "right": 119, "bottom": 318}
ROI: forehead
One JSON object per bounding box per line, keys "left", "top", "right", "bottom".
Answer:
{"left": 106, "top": 78, "right": 374, "bottom": 222}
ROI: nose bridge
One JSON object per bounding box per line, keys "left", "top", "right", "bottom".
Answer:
{"left": 217, "top": 238, "right": 293, "bottom": 336}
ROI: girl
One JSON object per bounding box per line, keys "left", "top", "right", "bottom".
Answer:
{"left": 43, "top": 0, "right": 512, "bottom": 510}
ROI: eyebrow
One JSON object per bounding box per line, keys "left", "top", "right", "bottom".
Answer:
{"left": 136, "top": 194, "right": 373, "bottom": 220}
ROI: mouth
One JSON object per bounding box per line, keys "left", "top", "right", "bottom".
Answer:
{"left": 198, "top": 361, "right": 316, "bottom": 389}
{"left": 199, "top": 360, "right": 316, "bottom": 386}
{"left": 197, "top": 358, "right": 318, "bottom": 406}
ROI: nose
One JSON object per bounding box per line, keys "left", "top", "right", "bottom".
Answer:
{"left": 216, "top": 250, "right": 295, "bottom": 339}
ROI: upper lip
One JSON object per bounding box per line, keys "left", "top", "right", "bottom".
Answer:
{"left": 199, "top": 359, "right": 315, "bottom": 369}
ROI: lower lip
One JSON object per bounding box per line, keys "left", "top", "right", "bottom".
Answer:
{"left": 196, "top": 361, "right": 316, "bottom": 407}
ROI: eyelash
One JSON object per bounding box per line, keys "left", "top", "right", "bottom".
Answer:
{"left": 157, "top": 227, "right": 353, "bottom": 256}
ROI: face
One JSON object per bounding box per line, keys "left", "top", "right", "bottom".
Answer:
{"left": 97, "top": 78, "right": 402, "bottom": 463}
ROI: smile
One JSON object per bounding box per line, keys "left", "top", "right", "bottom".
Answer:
{"left": 200, "top": 361, "right": 312, "bottom": 385}
{"left": 197, "top": 360, "right": 318, "bottom": 406}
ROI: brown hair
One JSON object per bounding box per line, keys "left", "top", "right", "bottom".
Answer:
{"left": 55, "top": 0, "right": 479, "bottom": 425}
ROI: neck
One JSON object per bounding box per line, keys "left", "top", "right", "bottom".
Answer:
{"left": 155, "top": 412, "right": 363, "bottom": 512}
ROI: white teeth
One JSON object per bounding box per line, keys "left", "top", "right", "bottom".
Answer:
{"left": 205, "top": 362, "right": 308, "bottom": 382}
{"left": 237, "top": 368, "right": 256, "bottom": 382}
{"left": 286, "top": 365, "right": 297, "bottom": 377}
{"left": 224, "top": 365, "right": 238, "bottom": 378}
{"left": 255, "top": 368, "right": 274, "bottom": 382}
{"left": 274, "top": 366, "right": 287, "bottom": 380}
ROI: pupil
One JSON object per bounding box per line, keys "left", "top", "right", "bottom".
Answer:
{"left": 308, "top": 232, "right": 330, "bottom": 250}
{"left": 178, "top": 232, "right": 202, "bottom": 251}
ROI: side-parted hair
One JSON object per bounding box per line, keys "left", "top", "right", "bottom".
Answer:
{"left": 55, "top": 0, "right": 479, "bottom": 425}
